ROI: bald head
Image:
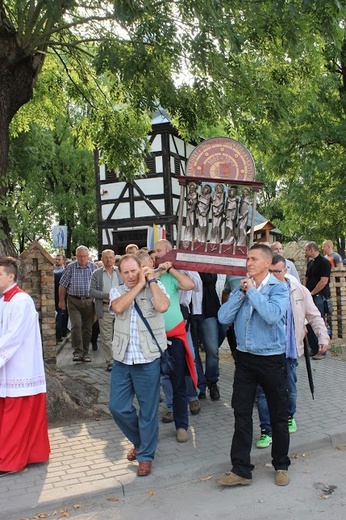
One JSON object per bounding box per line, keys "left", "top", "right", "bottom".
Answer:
{"left": 154, "top": 239, "right": 173, "bottom": 259}
{"left": 271, "top": 242, "right": 283, "bottom": 254}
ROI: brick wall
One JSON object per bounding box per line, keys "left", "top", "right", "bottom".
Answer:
{"left": 19, "top": 242, "right": 56, "bottom": 363}
{"left": 330, "top": 268, "right": 346, "bottom": 340}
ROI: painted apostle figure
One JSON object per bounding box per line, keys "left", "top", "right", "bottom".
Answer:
{"left": 184, "top": 182, "right": 198, "bottom": 242}
{"left": 196, "top": 184, "right": 212, "bottom": 243}
{"left": 210, "top": 184, "right": 225, "bottom": 244}
{"left": 223, "top": 186, "right": 238, "bottom": 245}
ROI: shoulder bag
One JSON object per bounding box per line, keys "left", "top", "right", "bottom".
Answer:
{"left": 133, "top": 301, "right": 175, "bottom": 376}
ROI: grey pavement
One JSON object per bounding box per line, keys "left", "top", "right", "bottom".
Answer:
{"left": 1, "top": 340, "right": 346, "bottom": 519}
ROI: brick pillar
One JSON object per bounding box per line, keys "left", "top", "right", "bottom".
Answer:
{"left": 19, "top": 242, "right": 56, "bottom": 364}
{"left": 329, "top": 269, "right": 346, "bottom": 340}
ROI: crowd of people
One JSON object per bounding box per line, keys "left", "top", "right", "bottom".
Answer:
{"left": 0, "top": 238, "right": 343, "bottom": 482}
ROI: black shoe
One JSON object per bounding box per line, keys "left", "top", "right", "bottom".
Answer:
{"left": 199, "top": 392, "right": 206, "bottom": 400}
{"left": 0, "top": 470, "right": 15, "bottom": 477}
{"left": 92, "top": 342, "right": 98, "bottom": 351}
{"left": 209, "top": 383, "right": 220, "bottom": 401}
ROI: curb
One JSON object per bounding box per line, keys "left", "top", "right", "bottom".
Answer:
{"left": 5, "top": 429, "right": 346, "bottom": 520}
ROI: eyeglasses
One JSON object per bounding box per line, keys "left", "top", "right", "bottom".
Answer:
{"left": 270, "top": 269, "right": 284, "bottom": 274}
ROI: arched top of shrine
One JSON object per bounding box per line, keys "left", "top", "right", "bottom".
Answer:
{"left": 185, "top": 137, "right": 259, "bottom": 186}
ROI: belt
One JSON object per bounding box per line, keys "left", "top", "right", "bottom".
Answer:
{"left": 69, "top": 295, "right": 91, "bottom": 300}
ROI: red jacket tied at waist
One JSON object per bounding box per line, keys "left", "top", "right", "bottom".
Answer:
{"left": 166, "top": 321, "right": 198, "bottom": 389}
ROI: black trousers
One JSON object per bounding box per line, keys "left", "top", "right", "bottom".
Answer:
{"left": 231, "top": 351, "right": 290, "bottom": 479}
{"left": 56, "top": 309, "right": 68, "bottom": 341}
{"left": 307, "top": 294, "right": 325, "bottom": 356}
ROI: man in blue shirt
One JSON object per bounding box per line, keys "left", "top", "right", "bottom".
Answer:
{"left": 217, "top": 243, "right": 290, "bottom": 487}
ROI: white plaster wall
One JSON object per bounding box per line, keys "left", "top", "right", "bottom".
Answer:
{"left": 151, "top": 134, "right": 162, "bottom": 152}
{"left": 99, "top": 164, "right": 106, "bottom": 181}
{"left": 135, "top": 177, "right": 164, "bottom": 195}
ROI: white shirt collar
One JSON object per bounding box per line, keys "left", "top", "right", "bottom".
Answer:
{"left": 255, "top": 273, "right": 270, "bottom": 290}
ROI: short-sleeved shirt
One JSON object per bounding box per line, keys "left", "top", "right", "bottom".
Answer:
{"left": 109, "top": 281, "right": 168, "bottom": 364}
{"left": 326, "top": 252, "right": 342, "bottom": 268}
{"left": 159, "top": 272, "right": 183, "bottom": 332}
{"left": 305, "top": 254, "right": 331, "bottom": 298}
{"left": 59, "top": 261, "right": 97, "bottom": 297}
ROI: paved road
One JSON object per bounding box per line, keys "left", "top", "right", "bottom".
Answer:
{"left": 9, "top": 446, "right": 345, "bottom": 520}
{"left": 1, "top": 341, "right": 346, "bottom": 520}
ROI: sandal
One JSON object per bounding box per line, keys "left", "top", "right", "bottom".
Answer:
{"left": 83, "top": 355, "right": 91, "bottom": 362}
{"left": 73, "top": 355, "right": 83, "bottom": 362}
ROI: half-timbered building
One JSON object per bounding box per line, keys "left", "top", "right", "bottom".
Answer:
{"left": 94, "top": 109, "right": 281, "bottom": 255}
{"left": 94, "top": 109, "right": 196, "bottom": 253}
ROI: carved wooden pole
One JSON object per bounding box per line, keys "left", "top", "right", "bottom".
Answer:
{"left": 249, "top": 190, "right": 257, "bottom": 248}
{"left": 176, "top": 183, "right": 185, "bottom": 246}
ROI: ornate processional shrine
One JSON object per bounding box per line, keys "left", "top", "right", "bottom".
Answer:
{"left": 164, "top": 137, "right": 263, "bottom": 275}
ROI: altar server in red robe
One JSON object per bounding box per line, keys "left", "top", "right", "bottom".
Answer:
{"left": 0, "top": 256, "right": 50, "bottom": 476}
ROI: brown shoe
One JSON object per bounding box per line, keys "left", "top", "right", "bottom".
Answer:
{"left": 189, "top": 399, "right": 201, "bottom": 415}
{"left": 137, "top": 461, "right": 152, "bottom": 477}
{"left": 312, "top": 353, "right": 326, "bottom": 360}
{"left": 217, "top": 471, "right": 252, "bottom": 486}
{"left": 176, "top": 428, "right": 189, "bottom": 443}
{"left": 275, "top": 470, "right": 290, "bottom": 486}
{"left": 126, "top": 446, "right": 138, "bottom": 461}
{"left": 162, "top": 411, "right": 174, "bottom": 423}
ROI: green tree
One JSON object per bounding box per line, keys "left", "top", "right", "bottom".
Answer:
{"left": 249, "top": 25, "right": 346, "bottom": 249}
{"left": 8, "top": 115, "right": 97, "bottom": 256}
{"left": 2, "top": 0, "right": 346, "bottom": 254}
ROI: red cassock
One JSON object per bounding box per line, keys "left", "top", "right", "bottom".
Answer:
{"left": 0, "top": 394, "right": 50, "bottom": 471}
{"left": 0, "top": 284, "right": 50, "bottom": 472}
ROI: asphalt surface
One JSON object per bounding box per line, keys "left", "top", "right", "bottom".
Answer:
{"left": 1, "top": 340, "right": 346, "bottom": 520}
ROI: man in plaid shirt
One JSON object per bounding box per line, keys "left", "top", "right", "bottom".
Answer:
{"left": 59, "top": 245, "right": 97, "bottom": 362}
{"left": 109, "top": 254, "right": 169, "bottom": 477}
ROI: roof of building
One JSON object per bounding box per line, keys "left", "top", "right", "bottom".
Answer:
{"left": 152, "top": 107, "right": 171, "bottom": 125}
{"left": 248, "top": 206, "right": 281, "bottom": 234}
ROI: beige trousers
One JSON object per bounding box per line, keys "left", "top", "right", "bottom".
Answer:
{"left": 99, "top": 304, "right": 115, "bottom": 365}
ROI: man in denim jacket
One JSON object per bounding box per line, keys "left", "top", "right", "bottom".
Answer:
{"left": 217, "top": 243, "right": 290, "bottom": 487}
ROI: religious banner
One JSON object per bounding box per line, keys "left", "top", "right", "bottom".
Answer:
{"left": 162, "top": 137, "right": 263, "bottom": 275}
{"left": 52, "top": 225, "right": 68, "bottom": 249}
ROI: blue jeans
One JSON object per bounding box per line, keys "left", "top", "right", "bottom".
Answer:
{"left": 257, "top": 357, "right": 298, "bottom": 434}
{"left": 190, "top": 314, "right": 207, "bottom": 393}
{"left": 109, "top": 359, "right": 160, "bottom": 462}
{"left": 201, "top": 317, "right": 225, "bottom": 385}
{"left": 231, "top": 351, "right": 290, "bottom": 478}
{"left": 307, "top": 295, "right": 325, "bottom": 356}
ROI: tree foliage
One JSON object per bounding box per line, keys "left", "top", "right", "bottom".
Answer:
{"left": 1, "top": 0, "right": 346, "bottom": 253}
{"left": 8, "top": 113, "right": 97, "bottom": 255}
